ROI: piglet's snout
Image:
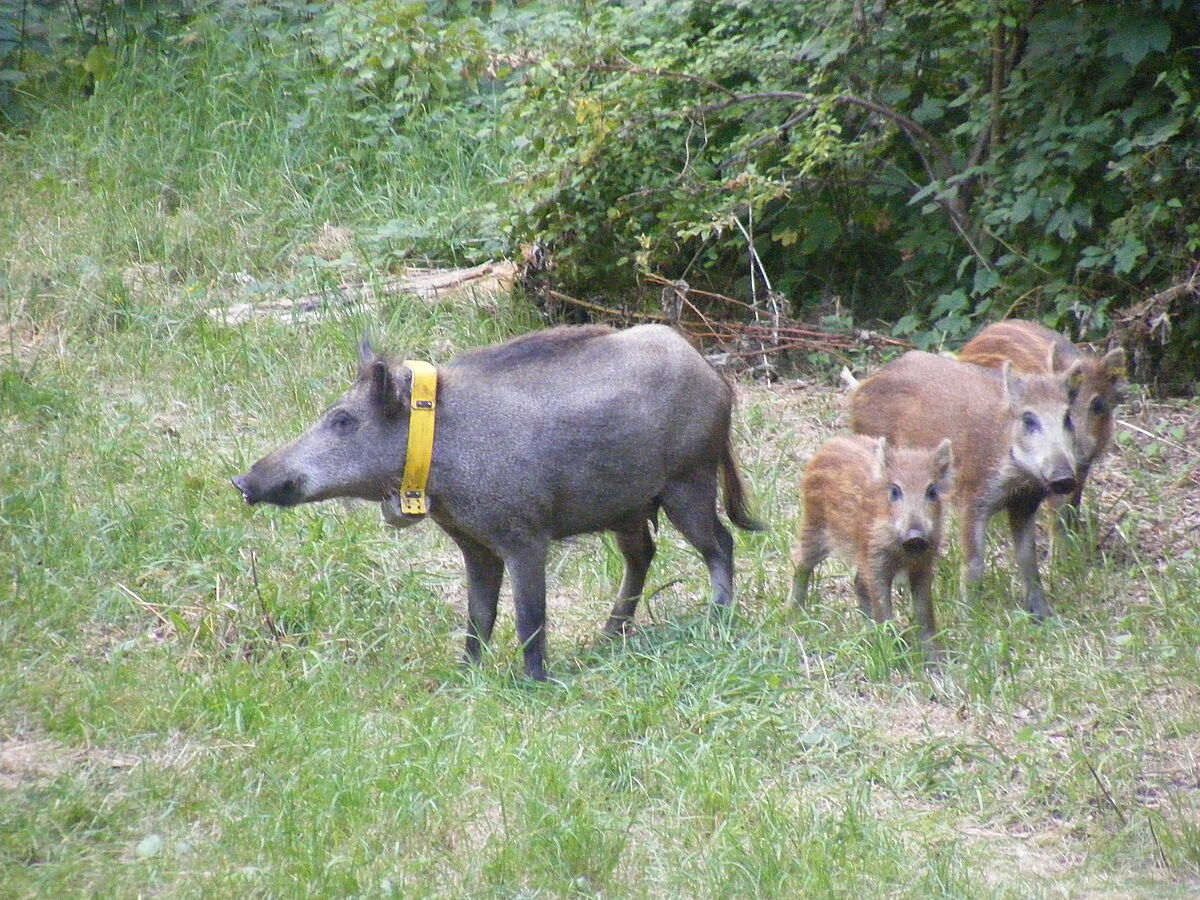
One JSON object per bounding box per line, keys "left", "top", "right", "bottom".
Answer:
{"left": 901, "top": 529, "right": 931, "bottom": 554}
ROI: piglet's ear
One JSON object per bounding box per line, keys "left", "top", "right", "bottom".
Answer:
{"left": 368, "top": 359, "right": 408, "bottom": 418}
{"left": 872, "top": 436, "right": 889, "bottom": 480}
{"left": 1000, "top": 360, "right": 1023, "bottom": 406}
{"left": 1045, "top": 340, "right": 1062, "bottom": 373}
{"left": 1061, "top": 359, "right": 1084, "bottom": 393}
{"left": 1103, "top": 346, "right": 1128, "bottom": 402}
{"left": 933, "top": 438, "right": 955, "bottom": 486}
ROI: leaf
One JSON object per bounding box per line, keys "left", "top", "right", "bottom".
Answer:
{"left": 931, "top": 290, "right": 968, "bottom": 318}
{"left": 1112, "top": 234, "right": 1146, "bottom": 275}
{"left": 1106, "top": 18, "right": 1171, "bottom": 67}
{"left": 1009, "top": 190, "right": 1038, "bottom": 225}
{"left": 83, "top": 44, "right": 115, "bottom": 81}
{"left": 912, "top": 97, "right": 946, "bottom": 124}
{"left": 972, "top": 268, "right": 1000, "bottom": 295}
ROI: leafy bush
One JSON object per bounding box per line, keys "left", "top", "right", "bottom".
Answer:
{"left": 0, "top": 0, "right": 202, "bottom": 127}
{"left": 499, "top": 0, "right": 1200, "bottom": 373}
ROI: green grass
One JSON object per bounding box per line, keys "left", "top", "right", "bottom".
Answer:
{"left": 3, "top": 22, "right": 1200, "bottom": 900}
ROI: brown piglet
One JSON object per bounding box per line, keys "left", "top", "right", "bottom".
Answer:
{"left": 959, "top": 319, "right": 1126, "bottom": 514}
{"left": 849, "top": 351, "right": 1082, "bottom": 619}
{"left": 789, "top": 435, "right": 954, "bottom": 660}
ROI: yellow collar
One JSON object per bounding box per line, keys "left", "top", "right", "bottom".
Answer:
{"left": 398, "top": 360, "right": 438, "bottom": 516}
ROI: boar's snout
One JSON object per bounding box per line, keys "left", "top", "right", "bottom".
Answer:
{"left": 1046, "top": 461, "right": 1078, "bottom": 497}
{"left": 901, "top": 529, "right": 931, "bottom": 554}
{"left": 1048, "top": 474, "right": 1078, "bottom": 497}
{"left": 231, "top": 470, "right": 306, "bottom": 507}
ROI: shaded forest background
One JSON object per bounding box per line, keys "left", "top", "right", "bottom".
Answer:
{"left": 3, "top": 0, "right": 1198, "bottom": 388}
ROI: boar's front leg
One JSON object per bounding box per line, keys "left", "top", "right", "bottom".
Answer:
{"left": 504, "top": 541, "right": 551, "bottom": 681}
{"left": 603, "top": 518, "right": 656, "bottom": 636}
{"left": 908, "top": 562, "right": 943, "bottom": 664}
{"left": 853, "top": 569, "right": 893, "bottom": 623}
{"left": 1008, "top": 499, "right": 1054, "bottom": 620}
{"left": 960, "top": 502, "right": 990, "bottom": 601}
{"left": 450, "top": 531, "right": 505, "bottom": 665}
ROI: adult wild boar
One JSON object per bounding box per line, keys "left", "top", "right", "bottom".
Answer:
{"left": 849, "top": 351, "right": 1081, "bottom": 619}
{"left": 232, "top": 324, "right": 762, "bottom": 681}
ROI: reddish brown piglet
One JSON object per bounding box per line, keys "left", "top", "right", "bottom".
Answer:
{"left": 789, "top": 435, "right": 954, "bottom": 660}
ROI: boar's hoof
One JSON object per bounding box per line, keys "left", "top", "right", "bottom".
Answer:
{"left": 600, "top": 620, "right": 639, "bottom": 640}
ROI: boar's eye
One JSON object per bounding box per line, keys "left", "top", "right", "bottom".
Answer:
{"left": 925, "top": 484, "right": 940, "bottom": 502}
{"left": 1090, "top": 396, "right": 1109, "bottom": 417}
{"left": 326, "top": 409, "right": 359, "bottom": 437}
{"left": 1022, "top": 411, "right": 1041, "bottom": 433}
{"left": 1063, "top": 411, "right": 1074, "bottom": 433}
{"left": 889, "top": 484, "right": 902, "bottom": 502}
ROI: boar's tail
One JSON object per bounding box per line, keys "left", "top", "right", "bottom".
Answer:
{"left": 721, "top": 439, "right": 765, "bottom": 531}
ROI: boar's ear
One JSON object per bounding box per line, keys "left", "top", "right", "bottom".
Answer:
{"left": 1000, "top": 360, "right": 1024, "bottom": 406}
{"left": 368, "top": 359, "right": 408, "bottom": 418}
{"left": 1046, "top": 340, "right": 1063, "bottom": 373}
{"left": 872, "top": 436, "right": 890, "bottom": 479}
{"left": 1103, "top": 346, "right": 1128, "bottom": 401}
{"left": 359, "top": 338, "right": 375, "bottom": 368}
{"left": 1061, "top": 359, "right": 1084, "bottom": 396}
{"left": 933, "top": 438, "right": 955, "bottom": 485}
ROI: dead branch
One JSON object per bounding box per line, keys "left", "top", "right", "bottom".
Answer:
{"left": 544, "top": 284, "right": 908, "bottom": 362}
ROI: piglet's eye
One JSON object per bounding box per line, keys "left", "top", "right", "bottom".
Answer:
{"left": 925, "top": 484, "right": 939, "bottom": 502}
{"left": 1063, "top": 412, "right": 1074, "bottom": 432}
{"left": 1022, "top": 412, "right": 1041, "bottom": 433}
{"left": 889, "top": 484, "right": 902, "bottom": 502}
{"left": 1090, "top": 396, "right": 1109, "bottom": 417}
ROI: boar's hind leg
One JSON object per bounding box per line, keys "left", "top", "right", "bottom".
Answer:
{"left": 503, "top": 541, "right": 551, "bottom": 681}
{"left": 603, "top": 517, "right": 656, "bottom": 636}
{"left": 662, "top": 473, "right": 735, "bottom": 611}
{"left": 789, "top": 526, "right": 828, "bottom": 608}
{"left": 450, "top": 532, "right": 505, "bottom": 665}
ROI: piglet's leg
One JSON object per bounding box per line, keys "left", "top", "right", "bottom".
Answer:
{"left": 1008, "top": 501, "right": 1054, "bottom": 620}
{"left": 960, "top": 504, "right": 989, "bottom": 602}
{"left": 909, "top": 563, "right": 943, "bottom": 664}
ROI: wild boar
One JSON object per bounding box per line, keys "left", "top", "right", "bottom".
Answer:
{"left": 958, "top": 319, "right": 1126, "bottom": 514}
{"left": 789, "top": 435, "right": 954, "bottom": 660}
{"left": 848, "top": 351, "right": 1082, "bottom": 619}
{"left": 232, "top": 324, "right": 762, "bottom": 681}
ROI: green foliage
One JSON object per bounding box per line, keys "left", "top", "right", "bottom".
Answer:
{"left": 301, "top": 0, "right": 490, "bottom": 135}
{"left": 7, "top": 1, "right": 1200, "bottom": 378}
{"left": 495, "top": 0, "right": 1200, "bottom": 376}
{"left": 0, "top": 0, "right": 200, "bottom": 127}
